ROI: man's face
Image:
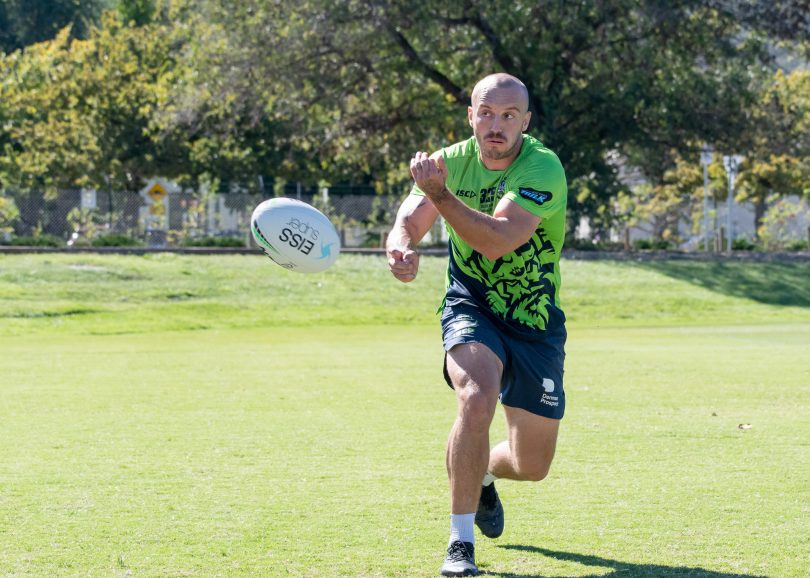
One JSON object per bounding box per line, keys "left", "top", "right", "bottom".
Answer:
{"left": 468, "top": 84, "right": 531, "bottom": 166}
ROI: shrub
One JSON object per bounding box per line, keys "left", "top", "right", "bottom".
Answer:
{"left": 567, "top": 238, "right": 625, "bottom": 252}
{"left": 182, "top": 236, "right": 245, "bottom": 248}
{"left": 0, "top": 196, "right": 19, "bottom": 236}
{"left": 784, "top": 239, "right": 808, "bottom": 251}
{"left": 6, "top": 235, "right": 63, "bottom": 247}
{"left": 732, "top": 238, "right": 757, "bottom": 251}
{"left": 567, "top": 238, "right": 598, "bottom": 251}
{"left": 91, "top": 234, "right": 143, "bottom": 247}
{"left": 633, "top": 238, "right": 671, "bottom": 250}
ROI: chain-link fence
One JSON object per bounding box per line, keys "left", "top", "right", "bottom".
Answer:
{"left": 0, "top": 185, "right": 451, "bottom": 249}
{"left": 2, "top": 186, "right": 807, "bottom": 252}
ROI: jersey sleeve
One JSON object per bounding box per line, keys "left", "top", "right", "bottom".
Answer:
{"left": 503, "top": 150, "right": 567, "bottom": 219}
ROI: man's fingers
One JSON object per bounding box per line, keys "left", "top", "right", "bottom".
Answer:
{"left": 410, "top": 152, "right": 430, "bottom": 170}
{"left": 389, "top": 249, "right": 412, "bottom": 270}
{"left": 390, "top": 260, "right": 409, "bottom": 272}
{"left": 437, "top": 157, "right": 448, "bottom": 179}
{"left": 394, "top": 272, "right": 417, "bottom": 283}
{"left": 389, "top": 247, "right": 418, "bottom": 283}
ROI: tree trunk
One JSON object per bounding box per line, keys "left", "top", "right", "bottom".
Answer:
{"left": 753, "top": 191, "right": 769, "bottom": 240}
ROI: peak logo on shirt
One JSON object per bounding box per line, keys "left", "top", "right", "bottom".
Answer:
{"left": 518, "top": 187, "right": 552, "bottom": 206}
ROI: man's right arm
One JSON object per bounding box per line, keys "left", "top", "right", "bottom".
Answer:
{"left": 386, "top": 193, "right": 440, "bottom": 283}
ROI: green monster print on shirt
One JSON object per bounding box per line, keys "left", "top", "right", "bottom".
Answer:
{"left": 450, "top": 220, "right": 559, "bottom": 331}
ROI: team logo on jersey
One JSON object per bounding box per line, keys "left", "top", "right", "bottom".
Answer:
{"left": 497, "top": 180, "right": 506, "bottom": 194}
{"left": 518, "top": 187, "right": 552, "bottom": 206}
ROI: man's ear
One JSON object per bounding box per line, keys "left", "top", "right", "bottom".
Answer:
{"left": 522, "top": 111, "right": 532, "bottom": 132}
{"left": 468, "top": 106, "right": 474, "bottom": 128}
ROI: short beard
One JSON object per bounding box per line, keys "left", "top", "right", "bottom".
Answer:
{"left": 480, "top": 137, "right": 522, "bottom": 161}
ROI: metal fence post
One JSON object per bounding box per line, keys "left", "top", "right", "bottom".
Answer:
{"left": 700, "top": 145, "right": 713, "bottom": 252}
{"left": 722, "top": 155, "right": 743, "bottom": 253}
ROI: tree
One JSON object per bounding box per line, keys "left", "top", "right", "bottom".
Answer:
{"left": 0, "top": 0, "right": 107, "bottom": 53}
{"left": 737, "top": 69, "right": 810, "bottom": 236}
{"left": 616, "top": 150, "right": 730, "bottom": 246}
{"left": 117, "top": 0, "right": 156, "bottom": 26}
{"left": 177, "top": 0, "right": 806, "bottom": 235}
{"left": 0, "top": 192, "right": 18, "bottom": 236}
{"left": 0, "top": 13, "right": 184, "bottom": 193}
{"left": 0, "top": 28, "right": 98, "bottom": 192}
{"left": 2, "top": 0, "right": 806, "bottom": 241}
{"left": 161, "top": 0, "right": 467, "bottom": 192}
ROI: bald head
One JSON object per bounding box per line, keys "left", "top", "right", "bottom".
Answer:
{"left": 471, "top": 73, "right": 529, "bottom": 113}
{"left": 467, "top": 73, "right": 532, "bottom": 169}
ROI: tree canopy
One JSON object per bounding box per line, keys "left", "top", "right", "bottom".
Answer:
{"left": 0, "top": 0, "right": 807, "bottom": 239}
{"left": 0, "top": 0, "right": 108, "bottom": 53}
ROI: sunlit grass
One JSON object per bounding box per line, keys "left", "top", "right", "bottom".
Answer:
{"left": 0, "top": 253, "right": 807, "bottom": 576}
{"left": 1, "top": 253, "right": 808, "bottom": 336}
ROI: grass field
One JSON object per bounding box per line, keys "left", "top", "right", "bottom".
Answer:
{"left": 0, "top": 253, "right": 808, "bottom": 577}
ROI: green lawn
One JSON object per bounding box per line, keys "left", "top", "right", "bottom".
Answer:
{"left": 0, "top": 253, "right": 808, "bottom": 577}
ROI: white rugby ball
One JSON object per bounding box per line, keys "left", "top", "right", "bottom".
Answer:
{"left": 251, "top": 198, "right": 340, "bottom": 273}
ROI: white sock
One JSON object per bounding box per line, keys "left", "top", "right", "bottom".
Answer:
{"left": 449, "top": 513, "right": 475, "bottom": 545}
{"left": 482, "top": 471, "right": 497, "bottom": 487}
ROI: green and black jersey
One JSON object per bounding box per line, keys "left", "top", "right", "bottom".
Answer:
{"left": 413, "top": 134, "right": 568, "bottom": 336}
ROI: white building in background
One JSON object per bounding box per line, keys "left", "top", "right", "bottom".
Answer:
{"left": 204, "top": 194, "right": 245, "bottom": 234}
{"left": 576, "top": 196, "right": 809, "bottom": 250}
{"left": 577, "top": 151, "right": 810, "bottom": 249}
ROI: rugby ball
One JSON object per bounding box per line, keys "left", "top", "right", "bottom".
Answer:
{"left": 251, "top": 198, "right": 340, "bottom": 273}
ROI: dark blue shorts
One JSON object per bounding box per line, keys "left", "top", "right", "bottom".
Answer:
{"left": 440, "top": 301, "right": 566, "bottom": 420}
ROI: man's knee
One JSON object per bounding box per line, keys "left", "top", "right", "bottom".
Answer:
{"left": 447, "top": 345, "right": 501, "bottom": 428}
{"left": 512, "top": 447, "right": 555, "bottom": 481}
{"left": 502, "top": 405, "right": 559, "bottom": 482}
{"left": 516, "top": 460, "right": 552, "bottom": 482}
{"left": 455, "top": 378, "right": 498, "bottom": 427}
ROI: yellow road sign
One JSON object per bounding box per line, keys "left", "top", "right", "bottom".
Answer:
{"left": 147, "top": 183, "right": 167, "bottom": 202}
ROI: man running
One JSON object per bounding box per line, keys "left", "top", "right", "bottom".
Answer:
{"left": 386, "top": 73, "right": 568, "bottom": 577}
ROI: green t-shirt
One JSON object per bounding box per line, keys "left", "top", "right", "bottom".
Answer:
{"left": 414, "top": 134, "right": 568, "bottom": 334}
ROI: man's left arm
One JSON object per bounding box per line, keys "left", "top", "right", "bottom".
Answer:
{"left": 410, "top": 151, "right": 539, "bottom": 261}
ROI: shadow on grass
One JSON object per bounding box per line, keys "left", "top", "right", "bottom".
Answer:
{"left": 487, "top": 545, "right": 768, "bottom": 578}
{"left": 633, "top": 260, "right": 810, "bottom": 307}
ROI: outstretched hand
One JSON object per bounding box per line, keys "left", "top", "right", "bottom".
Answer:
{"left": 410, "top": 151, "right": 448, "bottom": 197}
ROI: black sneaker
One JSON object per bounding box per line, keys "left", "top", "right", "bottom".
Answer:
{"left": 475, "top": 483, "right": 504, "bottom": 538}
{"left": 440, "top": 540, "right": 478, "bottom": 577}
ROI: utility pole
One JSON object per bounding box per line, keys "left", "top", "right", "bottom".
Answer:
{"left": 722, "top": 155, "right": 743, "bottom": 253}
{"left": 700, "top": 145, "right": 713, "bottom": 252}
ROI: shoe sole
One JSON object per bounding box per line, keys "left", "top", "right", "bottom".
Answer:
{"left": 476, "top": 486, "right": 504, "bottom": 539}
{"left": 476, "top": 517, "right": 504, "bottom": 538}
{"left": 475, "top": 508, "right": 504, "bottom": 538}
{"left": 442, "top": 570, "right": 480, "bottom": 576}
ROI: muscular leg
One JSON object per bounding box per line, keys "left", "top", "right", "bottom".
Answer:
{"left": 488, "top": 405, "right": 559, "bottom": 482}
{"left": 445, "top": 342, "right": 502, "bottom": 514}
